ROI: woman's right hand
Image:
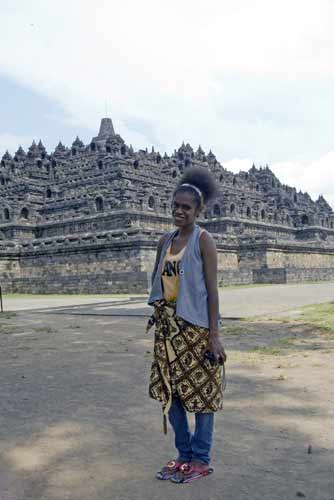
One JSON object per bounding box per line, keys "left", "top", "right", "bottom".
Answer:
{"left": 207, "top": 335, "right": 227, "bottom": 363}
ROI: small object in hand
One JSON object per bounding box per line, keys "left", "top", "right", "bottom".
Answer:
{"left": 204, "top": 350, "right": 224, "bottom": 366}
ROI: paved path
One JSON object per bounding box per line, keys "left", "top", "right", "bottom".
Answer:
{"left": 2, "top": 283, "right": 334, "bottom": 318}
{"left": 218, "top": 282, "right": 334, "bottom": 318}
{"left": 1, "top": 295, "right": 145, "bottom": 311}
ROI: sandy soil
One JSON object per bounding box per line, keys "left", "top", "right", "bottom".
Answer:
{"left": 0, "top": 309, "right": 333, "bottom": 500}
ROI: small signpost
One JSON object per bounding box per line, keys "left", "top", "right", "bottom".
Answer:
{"left": 0, "top": 286, "right": 3, "bottom": 313}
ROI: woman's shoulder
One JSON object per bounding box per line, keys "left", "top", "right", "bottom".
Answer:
{"left": 198, "top": 227, "right": 214, "bottom": 241}
{"left": 157, "top": 231, "right": 174, "bottom": 250}
{"left": 198, "top": 228, "right": 216, "bottom": 252}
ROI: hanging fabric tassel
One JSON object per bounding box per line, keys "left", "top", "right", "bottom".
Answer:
{"left": 163, "top": 414, "right": 168, "bottom": 435}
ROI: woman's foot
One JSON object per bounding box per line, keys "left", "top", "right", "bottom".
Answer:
{"left": 170, "top": 460, "right": 213, "bottom": 483}
{"left": 156, "top": 459, "right": 187, "bottom": 480}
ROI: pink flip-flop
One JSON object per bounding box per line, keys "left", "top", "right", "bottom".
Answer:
{"left": 170, "top": 462, "right": 214, "bottom": 483}
{"left": 156, "top": 459, "right": 188, "bottom": 480}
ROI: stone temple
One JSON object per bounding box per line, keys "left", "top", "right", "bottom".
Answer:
{"left": 0, "top": 117, "right": 334, "bottom": 294}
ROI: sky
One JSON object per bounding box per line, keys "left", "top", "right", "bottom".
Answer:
{"left": 0, "top": 0, "right": 334, "bottom": 207}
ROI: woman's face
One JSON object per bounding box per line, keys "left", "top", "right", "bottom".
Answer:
{"left": 171, "top": 191, "right": 201, "bottom": 227}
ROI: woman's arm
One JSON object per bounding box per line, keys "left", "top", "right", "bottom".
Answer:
{"left": 151, "top": 234, "right": 168, "bottom": 285}
{"left": 200, "top": 231, "right": 227, "bottom": 362}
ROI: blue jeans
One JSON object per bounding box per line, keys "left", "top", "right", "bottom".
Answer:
{"left": 168, "top": 396, "right": 214, "bottom": 465}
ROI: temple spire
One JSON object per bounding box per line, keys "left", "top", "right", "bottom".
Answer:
{"left": 98, "top": 117, "right": 115, "bottom": 139}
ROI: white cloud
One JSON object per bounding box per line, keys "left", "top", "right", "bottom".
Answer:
{"left": 223, "top": 157, "right": 253, "bottom": 173}
{"left": 0, "top": 1, "right": 334, "bottom": 206}
{"left": 1, "top": 1, "right": 334, "bottom": 144}
{"left": 0, "top": 133, "right": 33, "bottom": 155}
{"left": 271, "top": 152, "right": 334, "bottom": 208}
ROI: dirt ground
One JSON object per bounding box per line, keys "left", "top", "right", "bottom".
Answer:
{"left": 0, "top": 306, "right": 333, "bottom": 500}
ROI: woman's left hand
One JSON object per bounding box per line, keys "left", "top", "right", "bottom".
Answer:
{"left": 207, "top": 334, "right": 227, "bottom": 363}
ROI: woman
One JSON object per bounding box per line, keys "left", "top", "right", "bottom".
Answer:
{"left": 147, "top": 167, "right": 226, "bottom": 484}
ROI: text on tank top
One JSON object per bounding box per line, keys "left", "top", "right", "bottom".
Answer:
{"left": 161, "top": 242, "right": 186, "bottom": 302}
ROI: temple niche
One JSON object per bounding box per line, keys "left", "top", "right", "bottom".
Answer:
{"left": 0, "top": 117, "right": 334, "bottom": 294}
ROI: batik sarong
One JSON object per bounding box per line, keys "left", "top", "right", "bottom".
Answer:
{"left": 147, "top": 300, "right": 224, "bottom": 427}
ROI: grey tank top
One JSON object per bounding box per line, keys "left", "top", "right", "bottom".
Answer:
{"left": 148, "top": 224, "right": 211, "bottom": 328}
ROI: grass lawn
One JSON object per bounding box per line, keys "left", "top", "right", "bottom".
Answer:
{"left": 295, "top": 301, "right": 334, "bottom": 332}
